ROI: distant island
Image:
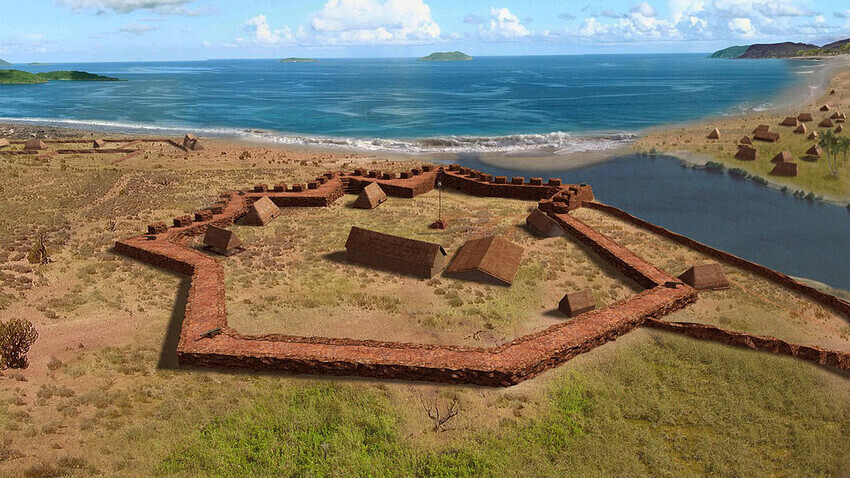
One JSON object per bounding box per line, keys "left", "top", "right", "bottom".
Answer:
{"left": 418, "top": 51, "right": 472, "bottom": 62}
{"left": 711, "top": 38, "right": 850, "bottom": 59}
{"left": 0, "top": 59, "right": 10, "bottom": 66}
{"left": 27, "top": 62, "right": 48, "bottom": 65}
{"left": 279, "top": 58, "right": 317, "bottom": 63}
{"left": 0, "top": 69, "right": 121, "bottom": 85}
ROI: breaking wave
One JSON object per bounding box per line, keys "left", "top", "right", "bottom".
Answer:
{"left": 0, "top": 116, "right": 636, "bottom": 154}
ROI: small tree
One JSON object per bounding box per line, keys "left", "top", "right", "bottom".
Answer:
{"left": 27, "top": 234, "right": 49, "bottom": 265}
{"left": 819, "top": 130, "right": 845, "bottom": 177}
{"left": 0, "top": 318, "right": 39, "bottom": 369}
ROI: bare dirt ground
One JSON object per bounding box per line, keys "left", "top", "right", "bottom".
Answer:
{"left": 0, "top": 135, "right": 847, "bottom": 476}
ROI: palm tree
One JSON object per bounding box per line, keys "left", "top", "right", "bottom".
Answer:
{"left": 819, "top": 129, "right": 842, "bottom": 176}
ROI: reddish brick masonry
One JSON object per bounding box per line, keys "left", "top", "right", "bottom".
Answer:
{"left": 113, "top": 165, "right": 850, "bottom": 386}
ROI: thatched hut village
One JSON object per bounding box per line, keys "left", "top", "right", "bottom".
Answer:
{"left": 819, "top": 118, "right": 835, "bottom": 128}
{"left": 739, "top": 135, "right": 752, "bottom": 145}
{"left": 797, "top": 113, "right": 813, "bottom": 122}
{"left": 752, "top": 124, "right": 770, "bottom": 134}
{"left": 707, "top": 128, "right": 721, "bottom": 139}
{"left": 345, "top": 226, "right": 447, "bottom": 278}
{"left": 780, "top": 117, "right": 798, "bottom": 127}
{"left": 793, "top": 124, "right": 807, "bottom": 134}
{"left": 821, "top": 105, "right": 831, "bottom": 111}
{"left": 753, "top": 130, "right": 779, "bottom": 142}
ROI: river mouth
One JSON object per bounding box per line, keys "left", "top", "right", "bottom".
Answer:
{"left": 443, "top": 153, "right": 850, "bottom": 292}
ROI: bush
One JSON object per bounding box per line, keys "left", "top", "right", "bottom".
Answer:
{"left": 0, "top": 318, "right": 38, "bottom": 369}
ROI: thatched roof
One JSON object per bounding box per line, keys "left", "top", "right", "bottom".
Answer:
{"left": 770, "top": 161, "right": 798, "bottom": 177}
{"left": 820, "top": 105, "right": 831, "bottom": 111}
{"left": 678, "top": 264, "right": 730, "bottom": 291}
{"left": 752, "top": 124, "right": 770, "bottom": 134}
{"left": 734, "top": 145, "right": 758, "bottom": 161}
{"left": 753, "top": 131, "right": 779, "bottom": 142}
{"left": 793, "top": 124, "right": 807, "bottom": 134}
{"left": 24, "top": 139, "right": 46, "bottom": 150}
{"left": 837, "top": 124, "right": 844, "bottom": 133}
{"left": 526, "top": 209, "right": 564, "bottom": 238}
{"left": 707, "top": 128, "right": 721, "bottom": 139}
{"left": 445, "top": 236, "right": 524, "bottom": 286}
{"left": 797, "top": 113, "right": 813, "bottom": 122}
{"left": 819, "top": 118, "right": 835, "bottom": 128}
{"left": 203, "top": 226, "right": 243, "bottom": 255}
{"left": 808, "top": 131, "right": 819, "bottom": 140}
{"left": 93, "top": 139, "right": 106, "bottom": 148}
{"left": 345, "top": 226, "right": 446, "bottom": 271}
{"left": 780, "top": 117, "right": 798, "bottom": 126}
{"left": 242, "top": 196, "right": 280, "bottom": 226}
{"left": 558, "top": 289, "right": 595, "bottom": 317}
{"left": 805, "top": 145, "right": 822, "bottom": 157}
{"left": 739, "top": 135, "right": 752, "bottom": 145}
{"left": 353, "top": 182, "right": 387, "bottom": 209}
{"left": 771, "top": 151, "right": 794, "bottom": 163}
{"left": 831, "top": 112, "right": 842, "bottom": 119}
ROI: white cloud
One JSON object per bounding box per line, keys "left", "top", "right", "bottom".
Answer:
{"left": 479, "top": 7, "right": 531, "bottom": 40}
{"left": 309, "top": 0, "right": 441, "bottom": 44}
{"left": 242, "top": 15, "right": 295, "bottom": 45}
{"left": 727, "top": 17, "right": 755, "bottom": 37}
{"left": 57, "top": 0, "right": 192, "bottom": 14}
{"left": 630, "top": 2, "right": 658, "bottom": 18}
{"left": 119, "top": 23, "right": 159, "bottom": 35}
{"left": 753, "top": 2, "right": 816, "bottom": 18}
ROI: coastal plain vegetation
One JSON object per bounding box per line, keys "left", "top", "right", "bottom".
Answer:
{"left": 0, "top": 138, "right": 847, "bottom": 476}
{"left": 635, "top": 69, "right": 850, "bottom": 201}
{"left": 0, "top": 69, "right": 120, "bottom": 85}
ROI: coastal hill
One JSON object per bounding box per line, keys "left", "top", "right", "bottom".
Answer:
{"left": 279, "top": 58, "right": 317, "bottom": 63}
{"left": 0, "top": 59, "right": 10, "bottom": 66}
{"left": 711, "top": 38, "right": 850, "bottom": 59}
{"left": 418, "top": 51, "right": 472, "bottom": 61}
{"left": 0, "top": 69, "right": 121, "bottom": 84}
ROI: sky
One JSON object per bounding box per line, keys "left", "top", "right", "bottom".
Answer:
{"left": 0, "top": 0, "right": 849, "bottom": 62}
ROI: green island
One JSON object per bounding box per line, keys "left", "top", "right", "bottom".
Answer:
{"left": 279, "top": 57, "right": 317, "bottom": 63}
{"left": 711, "top": 38, "right": 850, "bottom": 59}
{"left": 418, "top": 51, "right": 472, "bottom": 61}
{"left": 0, "top": 69, "right": 121, "bottom": 85}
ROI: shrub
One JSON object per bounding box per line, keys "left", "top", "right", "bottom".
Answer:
{"left": 0, "top": 317, "right": 39, "bottom": 369}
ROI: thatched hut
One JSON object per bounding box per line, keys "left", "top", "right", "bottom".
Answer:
{"left": 797, "top": 113, "right": 813, "bottom": 122}
{"left": 93, "top": 139, "right": 106, "bottom": 148}
{"left": 819, "top": 118, "right": 834, "bottom": 128}
{"left": 242, "top": 196, "right": 280, "bottom": 226}
{"left": 678, "top": 264, "right": 730, "bottom": 290}
{"left": 24, "top": 139, "right": 47, "bottom": 150}
{"left": 780, "top": 117, "right": 798, "bottom": 127}
{"left": 739, "top": 135, "right": 752, "bottom": 145}
{"left": 793, "top": 124, "right": 807, "bottom": 134}
{"left": 753, "top": 131, "right": 779, "bottom": 142}
{"left": 804, "top": 144, "right": 822, "bottom": 159}
{"left": 771, "top": 151, "right": 794, "bottom": 163}
{"left": 353, "top": 182, "right": 387, "bottom": 209}
{"left": 838, "top": 113, "right": 847, "bottom": 123}
{"left": 770, "top": 161, "right": 798, "bottom": 177}
{"left": 345, "top": 226, "right": 446, "bottom": 278}
{"left": 808, "top": 131, "right": 819, "bottom": 140}
{"left": 820, "top": 105, "right": 831, "bottom": 112}
{"left": 831, "top": 112, "right": 842, "bottom": 120}
{"left": 707, "top": 128, "right": 721, "bottom": 139}
{"left": 752, "top": 124, "right": 770, "bottom": 134}
{"left": 203, "top": 226, "right": 244, "bottom": 256}
{"left": 445, "top": 236, "right": 524, "bottom": 286}
{"left": 734, "top": 145, "right": 758, "bottom": 161}
{"left": 526, "top": 209, "right": 564, "bottom": 238}
{"left": 837, "top": 124, "right": 844, "bottom": 133}
{"left": 558, "top": 289, "right": 595, "bottom": 318}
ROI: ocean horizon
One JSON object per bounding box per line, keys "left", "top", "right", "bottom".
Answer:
{"left": 0, "top": 54, "right": 828, "bottom": 154}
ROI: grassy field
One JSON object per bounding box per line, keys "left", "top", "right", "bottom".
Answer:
{"left": 634, "top": 68, "right": 850, "bottom": 201}
{"left": 0, "top": 138, "right": 848, "bottom": 476}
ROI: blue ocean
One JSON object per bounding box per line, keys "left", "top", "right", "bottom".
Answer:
{"left": 2, "top": 54, "right": 848, "bottom": 289}
{"left": 0, "top": 54, "right": 822, "bottom": 152}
